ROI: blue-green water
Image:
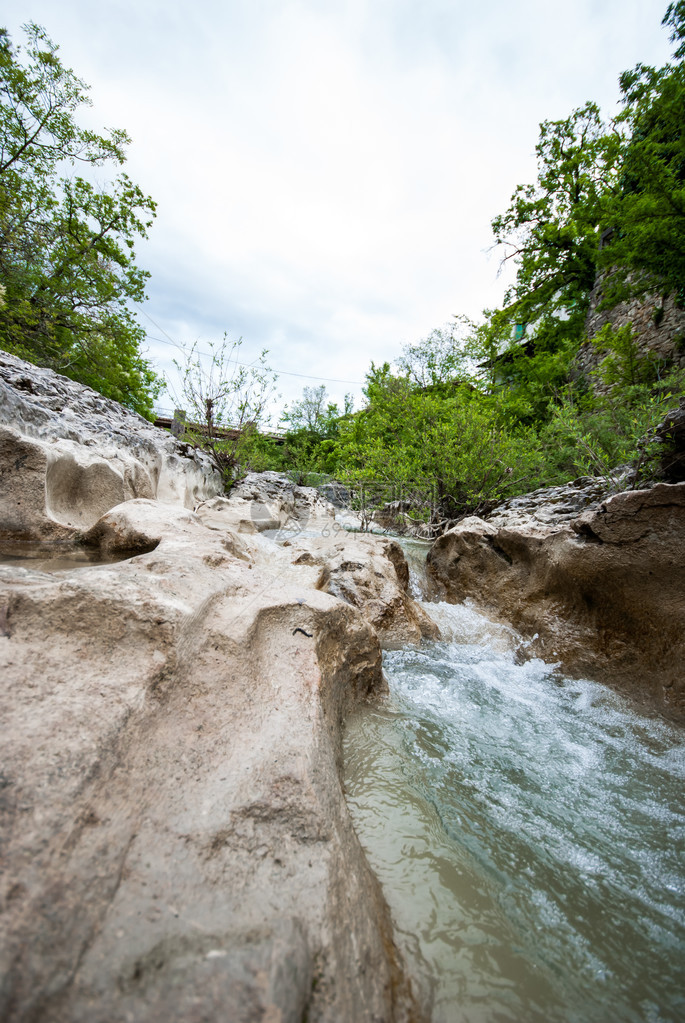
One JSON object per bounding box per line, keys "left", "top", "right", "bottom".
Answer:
{"left": 343, "top": 602, "right": 685, "bottom": 1023}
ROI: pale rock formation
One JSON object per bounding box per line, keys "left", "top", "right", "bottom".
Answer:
{"left": 196, "top": 471, "right": 336, "bottom": 535}
{"left": 0, "top": 499, "right": 423, "bottom": 1023}
{"left": 427, "top": 481, "right": 685, "bottom": 719}
{"left": 0, "top": 355, "right": 428, "bottom": 1021}
{"left": 284, "top": 532, "right": 440, "bottom": 649}
{"left": 0, "top": 351, "right": 222, "bottom": 542}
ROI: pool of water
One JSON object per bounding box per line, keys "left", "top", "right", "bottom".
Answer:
{"left": 343, "top": 601, "right": 685, "bottom": 1023}
{"left": 0, "top": 542, "right": 146, "bottom": 573}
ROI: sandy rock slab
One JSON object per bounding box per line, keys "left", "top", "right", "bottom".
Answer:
{"left": 196, "top": 471, "right": 337, "bottom": 536}
{"left": 0, "top": 501, "right": 422, "bottom": 1023}
{"left": 427, "top": 482, "right": 685, "bottom": 720}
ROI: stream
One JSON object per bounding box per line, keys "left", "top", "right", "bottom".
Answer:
{"left": 343, "top": 546, "right": 685, "bottom": 1023}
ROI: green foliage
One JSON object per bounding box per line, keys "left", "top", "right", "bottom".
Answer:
{"left": 335, "top": 364, "right": 546, "bottom": 523}
{"left": 491, "top": 102, "right": 620, "bottom": 324}
{"left": 539, "top": 374, "right": 685, "bottom": 487}
{"left": 590, "top": 323, "right": 659, "bottom": 387}
{"left": 396, "top": 317, "right": 476, "bottom": 389}
{"left": 0, "top": 23, "right": 160, "bottom": 415}
{"left": 600, "top": 60, "right": 685, "bottom": 303}
{"left": 467, "top": 308, "right": 586, "bottom": 424}
{"left": 281, "top": 384, "right": 352, "bottom": 434}
{"left": 239, "top": 385, "right": 354, "bottom": 479}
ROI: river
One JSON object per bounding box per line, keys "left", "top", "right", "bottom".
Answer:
{"left": 343, "top": 564, "right": 685, "bottom": 1022}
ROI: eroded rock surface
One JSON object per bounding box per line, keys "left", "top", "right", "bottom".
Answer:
{"left": 0, "top": 357, "right": 427, "bottom": 1021}
{"left": 197, "top": 471, "right": 336, "bottom": 535}
{"left": 427, "top": 481, "right": 685, "bottom": 719}
{"left": 0, "top": 351, "right": 221, "bottom": 542}
{"left": 284, "top": 533, "right": 440, "bottom": 649}
{"left": 0, "top": 500, "right": 422, "bottom": 1023}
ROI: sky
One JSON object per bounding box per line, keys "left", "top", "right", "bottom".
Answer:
{"left": 2, "top": 0, "right": 676, "bottom": 421}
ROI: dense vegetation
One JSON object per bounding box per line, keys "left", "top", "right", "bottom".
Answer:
{"left": 0, "top": 23, "right": 159, "bottom": 416}
{"left": 239, "top": 3, "right": 685, "bottom": 526}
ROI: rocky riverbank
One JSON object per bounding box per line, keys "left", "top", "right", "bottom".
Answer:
{"left": 0, "top": 354, "right": 425, "bottom": 1022}
{"left": 2, "top": 349, "right": 683, "bottom": 1020}
{"left": 427, "top": 475, "right": 685, "bottom": 720}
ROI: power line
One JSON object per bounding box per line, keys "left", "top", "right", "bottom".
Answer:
{"left": 137, "top": 306, "right": 365, "bottom": 387}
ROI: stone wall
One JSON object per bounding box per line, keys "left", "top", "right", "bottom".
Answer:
{"left": 576, "top": 275, "right": 685, "bottom": 388}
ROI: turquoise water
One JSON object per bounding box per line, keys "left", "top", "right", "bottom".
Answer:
{"left": 343, "top": 602, "right": 685, "bottom": 1023}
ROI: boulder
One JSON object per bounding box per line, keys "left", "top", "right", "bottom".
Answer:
{"left": 654, "top": 396, "right": 685, "bottom": 482}
{"left": 0, "top": 351, "right": 222, "bottom": 542}
{"left": 284, "top": 532, "right": 440, "bottom": 649}
{"left": 196, "top": 471, "right": 336, "bottom": 535}
{"left": 427, "top": 482, "right": 685, "bottom": 720}
{"left": 0, "top": 499, "right": 422, "bottom": 1023}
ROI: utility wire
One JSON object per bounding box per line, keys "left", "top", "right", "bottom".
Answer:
{"left": 137, "top": 305, "right": 365, "bottom": 387}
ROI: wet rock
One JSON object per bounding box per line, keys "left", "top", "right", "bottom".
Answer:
{"left": 427, "top": 481, "right": 685, "bottom": 720}
{"left": 0, "top": 500, "right": 422, "bottom": 1023}
{"left": 0, "top": 351, "right": 221, "bottom": 543}
{"left": 285, "top": 532, "right": 440, "bottom": 649}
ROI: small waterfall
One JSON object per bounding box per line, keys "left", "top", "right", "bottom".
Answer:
{"left": 398, "top": 538, "right": 435, "bottom": 600}
{"left": 344, "top": 577, "right": 685, "bottom": 1022}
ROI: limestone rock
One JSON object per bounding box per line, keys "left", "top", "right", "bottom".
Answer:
{"left": 427, "top": 481, "right": 685, "bottom": 720}
{"left": 0, "top": 500, "right": 422, "bottom": 1023}
{"left": 196, "top": 471, "right": 336, "bottom": 535}
{"left": 485, "top": 475, "right": 616, "bottom": 534}
{"left": 285, "top": 532, "right": 440, "bottom": 649}
{"left": 0, "top": 351, "right": 222, "bottom": 542}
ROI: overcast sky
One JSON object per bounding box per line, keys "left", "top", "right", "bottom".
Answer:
{"left": 2, "top": 0, "right": 675, "bottom": 420}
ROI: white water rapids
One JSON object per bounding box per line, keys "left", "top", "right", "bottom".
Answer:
{"left": 343, "top": 572, "right": 685, "bottom": 1022}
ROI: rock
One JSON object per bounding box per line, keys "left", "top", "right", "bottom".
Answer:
{"left": 485, "top": 475, "right": 618, "bottom": 533}
{"left": 284, "top": 532, "right": 440, "bottom": 649}
{"left": 654, "top": 397, "right": 685, "bottom": 482}
{"left": 427, "top": 481, "right": 685, "bottom": 720}
{"left": 0, "top": 499, "right": 422, "bottom": 1023}
{"left": 0, "top": 351, "right": 222, "bottom": 542}
{"left": 196, "top": 471, "right": 336, "bottom": 535}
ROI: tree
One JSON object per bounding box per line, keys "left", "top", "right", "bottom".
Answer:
{"left": 599, "top": 6, "right": 685, "bottom": 302}
{"left": 396, "top": 317, "right": 476, "bottom": 389}
{"left": 172, "top": 335, "right": 276, "bottom": 483}
{"left": 491, "top": 102, "right": 621, "bottom": 324}
{"left": 280, "top": 384, "right": 352, "bottom": 435}
{"left": 336, "top": 363, "right": 545, "bottom": 526}
{"left": 0, "top": 23, "right": 160, "bottom": 415}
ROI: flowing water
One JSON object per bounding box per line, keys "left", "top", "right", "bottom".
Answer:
{"left": 343, "top": 598, "right": 685, "bottom": 1023}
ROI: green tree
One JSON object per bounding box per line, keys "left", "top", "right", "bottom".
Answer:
{"left": 600, "top": 5, "right": 685, "bottom": 302}
{"left": 336, "top": 363, "right": 544, "bottom": 525}
{"left": 491, "top": 102, "right": 620, "bottom": 323}
{"left": 281, "top": 384, "right": 352, "bottom": 434}
{"left": 396, "top": 317, "right": 476, "bottom": 390}
{"left": 267, "top": 386, "right": 352, "bottom": 480}
{"left": 0, "top": 23, "right": 160, "bottom": 415}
